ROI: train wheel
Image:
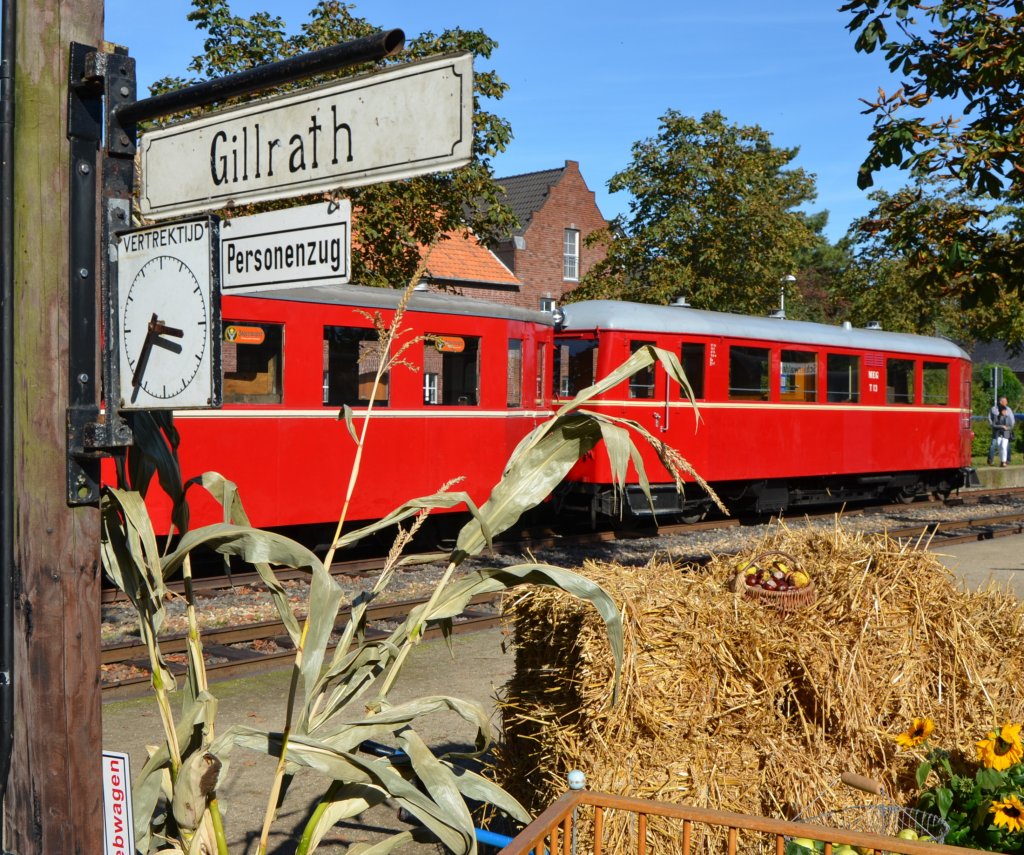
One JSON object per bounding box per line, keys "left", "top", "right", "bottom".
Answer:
{"left": 895, "top": 487, "right": 919, "bottom": 504}
{"left": 680, "top": 509, "right": 706, "bottom": 525}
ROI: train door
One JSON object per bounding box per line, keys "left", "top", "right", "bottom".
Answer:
{"left": 960, "top": 364, "right": 973, "bottom": 462}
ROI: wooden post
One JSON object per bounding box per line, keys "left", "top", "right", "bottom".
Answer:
{"left": 4, "top": 1, "right": 105, "bottom": 852}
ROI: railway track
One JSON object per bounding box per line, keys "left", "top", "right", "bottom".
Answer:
{"left": 102, "top": 592, "right": 501, "bottom": 701}
{"left": 102, "top": 486, "right": 1024, "bottom": 699}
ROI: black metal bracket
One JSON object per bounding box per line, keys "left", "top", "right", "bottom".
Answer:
{"left": 66, "top": 43, "right": 134, "bottom": 506}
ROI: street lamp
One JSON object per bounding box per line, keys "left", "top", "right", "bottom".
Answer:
{"left": 770, "top": 274, "right": 796, "bottom": 319}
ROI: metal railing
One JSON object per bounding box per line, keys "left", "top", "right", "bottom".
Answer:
{"left": 497, "top": 790, "right": 983, "bottom": 855}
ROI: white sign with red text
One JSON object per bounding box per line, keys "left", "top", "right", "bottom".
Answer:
{"left": 102, "top": 750, "right": 136, "bottom": 855}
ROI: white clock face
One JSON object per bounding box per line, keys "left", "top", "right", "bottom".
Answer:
{"left": 121, "top": 255, "right": 211, "bottom": 405}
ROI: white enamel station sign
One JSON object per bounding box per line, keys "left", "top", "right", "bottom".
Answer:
{"left": 139, "top": 52, "right": 473, "bottom": 219}
{"left": 220, "top": 201, "right": 350, "bottom": 292}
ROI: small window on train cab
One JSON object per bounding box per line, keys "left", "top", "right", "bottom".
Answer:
{"left": 886, "top": 358, "right": 915, "bottom": 405}
{"left": 728, "top": 346, "right": 770, "bottom": 400}
{"left": 424, "top": 335, "right": 480, "bottom": 405}
{"left": 323, "top": 326, "right": 388, "bottom": 407}
{"left": 923, "top": 362, "right": 949, "bottom": 405}
{"left": 680, "top": 343, "right": 705, "bottom": 399}
{"left": 629, "top": 340, "right": 656, "bottom": 399}
{"left": 826, "top": 354, "right": 860, "bottom": 403}
{"left": 553, "top": 338, "right": 598, "bottom": 398}
{"left": 507, "top": 339, "right": 523, "bottom": 407}
{"left": 780, "top": 350, "right": 817, "bottom": 402}
{"left": 223, "top": 322, "right": 283, "bottom": 404}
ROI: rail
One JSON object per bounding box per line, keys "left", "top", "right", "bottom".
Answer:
{"left": 497, "top": 790, "right": 981, "bottom": 855}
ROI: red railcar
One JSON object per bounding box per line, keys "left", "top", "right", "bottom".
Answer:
{"left": 552, "top": 300, "right": 974, "bottom": 521}
{"left": 112, "top": 284, "right": 554, "bottom": 535}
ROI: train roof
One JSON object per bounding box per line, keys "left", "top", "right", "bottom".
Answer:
{"left": 226, "top": 282, "right": 555, "bottom": 326}
{"left": 558, "top": 300, "right": 970, "bottom": 360}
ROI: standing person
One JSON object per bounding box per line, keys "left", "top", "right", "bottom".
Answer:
{"left": 993, "top": 400, "right": 1015, "bottom": 467}
{"left": 988, "top": 396, "right": 1015, "bottom": 465}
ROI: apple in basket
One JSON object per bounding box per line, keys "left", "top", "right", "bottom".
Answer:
{"left": 896, "top": 829, "right": 919, "bottom": 840}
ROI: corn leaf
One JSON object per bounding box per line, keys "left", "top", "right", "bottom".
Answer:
{"left": 332, "top": 489, "right": 483, "bottom": 551}
{"left": 396, "top": 729, "right": 475, "bottom": 850}
{"left": 301, "top": 783, "right": 388, "bottom": 852}
{"left": 453, "top": 413, "right": 602, "bottom": 561}
{"left": 310, "top": 695, "right": 495, "bottom": 749}
{"left": 228, "top": 728, "right": 473, "bottom": 852}
{"left": 447, "top": 765, "right": 531, "bottom": 824}
{"left": 393, "top": 564, "right": 623, "bottom": 702}
{"left": 189, "top": 472, "right": 304, "bottom": 645}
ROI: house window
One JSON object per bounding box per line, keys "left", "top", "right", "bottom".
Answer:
{"left": 423, "top": 373, "right": 438, "bottom": 405}
{"left": 563, "top": 229, "right": 580, "bottom": 281}
{"left": 540, "top": 297, "right": 557, "bottom": 313}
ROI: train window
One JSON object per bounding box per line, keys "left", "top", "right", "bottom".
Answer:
{"left": 323, "top": 326, "right": 388, "bottom": 407}
{"left": 507, "top": 339, "right": 522, "bottom": 407}
{"left": 629, "top": 340, "right": 656, "bottom": 399}
{"left": 729, "top": 346, "right": 770, "bottom": 400}
{"left": 681, "top": 343, "right": 705, "bottom": 399}
{"left": 886, "top": 358, "right": 915, "bottom": 404}
{"left": 780, "top": 350, "right": 817, "bottom": 402}
{"left": 826, "top": 354, "right": 860, "bottom": 403}
{"left": 553, "top": 338, "right": 597, "bottom": 398}
{"left": 424, "top": 335, "right": 480, "bottom": 405}
{"left": 223, "top": 322, "right": 283, "bottom": 404}
{"left": 923, "top": 362, "right": 949, "bottom": 405}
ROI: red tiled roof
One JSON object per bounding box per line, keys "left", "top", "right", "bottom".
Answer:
{"left": 422, "top": 230, "right": 520, "bottom": 287}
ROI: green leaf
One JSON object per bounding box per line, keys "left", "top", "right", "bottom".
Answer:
{"left": 937, "top": 786, "right": 954, "bottom": 819}
{"left": 917, "top": 760, "right": 934, "bottom": 789}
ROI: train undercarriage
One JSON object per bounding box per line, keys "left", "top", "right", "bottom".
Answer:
{"left": 557, "top": 467, "right": 980, "bottom": 525}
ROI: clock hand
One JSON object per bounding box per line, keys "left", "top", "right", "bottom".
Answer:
{"left": 131, "top": 313, "right": 160, "bottom": 391}
{"left": 150, "top": 319, "right": 184, "bottom": 339}
{"left": 131, "top": 315, "right": 186, "bottom": 393}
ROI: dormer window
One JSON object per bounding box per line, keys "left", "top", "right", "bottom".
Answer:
{"left": 563, "top": 229, "right": 580, "bottom": 281}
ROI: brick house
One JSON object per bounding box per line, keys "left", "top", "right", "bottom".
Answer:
{"left": 490, "top": 160, "right": 610, "bottom": 311}
{"left": 418, "top": 229, "right": 522, "bottom": 305}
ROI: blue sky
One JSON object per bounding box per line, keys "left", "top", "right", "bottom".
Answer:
{"left": 105, "top": 0, "right": 909, "bottom": 243}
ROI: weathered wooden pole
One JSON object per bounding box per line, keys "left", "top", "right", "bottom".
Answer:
{"left": 3, "top": 0, "right": 105, "bottom": 852}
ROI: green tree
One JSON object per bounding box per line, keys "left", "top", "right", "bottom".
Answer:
{"left": 842, "top": 0, "right": 1024, "bottom": 303}
{"left": 149, "top": 0, "right": 517, "bottom": 288}
{"left": 839, "top": 179, "right": 1024, "bottom": 349}
{"left": 571, "top": 110, "right": 819, "bottom": 313}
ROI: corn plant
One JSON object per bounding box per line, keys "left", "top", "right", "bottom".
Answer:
{"left": 101, "top": 280, "right": 718, "bottom": 854}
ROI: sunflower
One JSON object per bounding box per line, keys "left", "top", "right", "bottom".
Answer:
{"left": 978, "top": 723, "right": 1024, "bottom": 771}
{"left": 991, "top": 795, "right": 1024, "bottom": 834}
{"left": 895, "top": 718, "right": 935, "bottom": 749}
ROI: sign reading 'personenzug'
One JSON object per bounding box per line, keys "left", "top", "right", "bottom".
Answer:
{"left": 139, "top": 52, "right": 472, "bottom": 220}
{"left": 220, "top": 201, "right": 350, "bottom": 292}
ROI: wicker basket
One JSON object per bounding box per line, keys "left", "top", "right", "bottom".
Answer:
{"left": 730, "top": 550, "right": 817, "bottom": 612}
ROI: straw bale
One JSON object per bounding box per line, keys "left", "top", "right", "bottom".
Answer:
{"left": 495, "top": 522, "right": 1024, "bottom": 851}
